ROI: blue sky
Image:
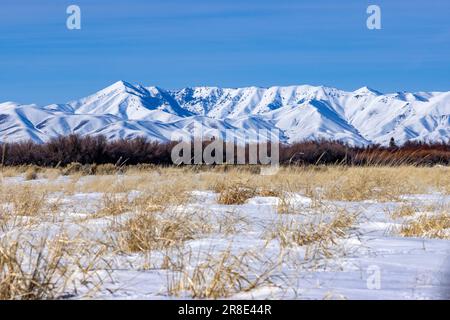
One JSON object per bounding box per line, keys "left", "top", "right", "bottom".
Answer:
{"left": 0, "top": 0, "right": 449, "bottom": 105}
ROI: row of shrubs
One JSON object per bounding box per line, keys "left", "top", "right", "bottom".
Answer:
{"left": 0, "top": 135, "right": 449, "bottom": 167}
{"left": 280, "top": 140, "right": 450, "bottom": 166}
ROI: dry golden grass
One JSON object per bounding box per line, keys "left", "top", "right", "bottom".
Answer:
{"left": 0, "top": 234, "right": 70, "bottom": 299}
{"left": 399, "top": 213, "right": 450, "bottom": 240}
{"left": 113, "top": 210, "right": 211, "bottom": 253}
{"left": 204, "top": 165, "right": 448, "bottom": 202}
{"left": 266, "top": 208, "right": 357, "bottom": 258}
{"left": 390, "top": 204, "right": 418, "bottom": 219}
{"left": 116, "top": 213, "right": 192, "bottom": 252}
{"left": 24, "top": 167, "right": 38, "bottom": 180}
{"left": 0, "top": 181, "right": 115, "bottom": 299}
{"left": 2, "top": 164, "right": 448, "bottom": 200}
{"left": 277, "top": 194, "right": 295, "bottom": 214}
{"left": 320, "top": 166, "right": 448, "bottom": 201}
{"left": 320, "top": 169, "right": 404, "bottom": 201}
{"left": 166, "top": 247, "right": 279, "bottom": 298}
{"left": 215, "top": 211, "right": 250, "bottom": 235}
{"left": 133, "top": 188, "right": 190, "bottom": 212}
{"left": 216, "top": 182, "right": 256, "bottom": 205}
{"left": 5, "top": 185, "right": 48, "bottom": 217}
{"left": 94, "top": 163, "right": 121, "bottom": 175}
{"left": 2, "top": 185, "right": 60, "bottom": 220}
{"left": 257, "top": 188, "right": 282, "bottom": 198}
{"left": 74, "top": 175, "right": 119, "bottom": 193}
{"left": 0, "top": 232, "right": 110, "bottom": 300}
{"left": 90, "top": 178, "right": 191, "bottom": 218}
{"left": 94, "top": 192, "right": 131, "bottom": 218}
{"left": 61, "top": 162, "right": 87, "bottom": 176}
{"left": 0, "top": 165, "right": 40, "bottom": 178}
{"left": 41, "top": 168, "right": 62, "bottom": 181}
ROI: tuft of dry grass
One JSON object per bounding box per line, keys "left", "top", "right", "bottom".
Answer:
{"left": 0, "top": 234, "right": 69, "bottom": 299}
{"left": 322, "top": 170, "right": 397, "bottom": 201}
{"left": 216, "top": 182, "right": 256, "bottom": 205}
{"left": 266, "top": 209, "right": 357, "bottom": 258}
{"left": 113, "top": 210, "right": 211, "bottom": 253}
{"left": 94, "top": 193, "right": 131, "bottom": 218}
{"left": 277, "top": 194, "right": 295, "bottom": 214}
{"left": 390, "top": 204, "right": 418, "bottom": 219}
{"left": 132, "top": 189, "right": 190, "bottom": 213}
{"left": 6, "top": 185, "right": 48, "bottom": 217}
{"left": 116, "top": 213, "right": 192, "bottom": 252}
{"left": 257, "top": 188, "right": 282, "bottom": 198}
{"left": 0, "top": 166, "right": 38, "bottom": 178}
{"left": 166, "top": 247, "right": 279, "bottom": 299}
{"left": 399, "top": 213, "right": 450, "bottom": 240}
{"left": 24, "top": 167, "right": 38, "bottom": 180}
{"left": 92, "top": 184, "right": 190, "bottom": 218}
{"left": 94, "top": 164, "right": 120, "bottom": 175}
{"left": 318, "top": 166, "right": 449, "bottom": 201}
{"left": 0, "top": 232, "right": 109, "bottom": 300}
{"left": 215, "top": 211, "right": 250, "bottom": 235}
{"left": 61, "top": 162, "right": 85, "bottom": 176}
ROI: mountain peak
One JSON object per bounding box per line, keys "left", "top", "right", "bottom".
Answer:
{"left": 114, "top": 80, "right": 134, "bottom": 88}
{"left": 98, "top": 80, "right": 153, "bottom": 97}
{"left": 354, "top": 86, "right": 382, "bottom": 96}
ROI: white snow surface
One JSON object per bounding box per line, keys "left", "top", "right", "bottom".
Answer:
{"left": 1, "top": 81, "right": 449, "bottom": 145}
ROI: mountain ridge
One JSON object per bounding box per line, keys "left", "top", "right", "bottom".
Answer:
{"left": 1, "top": 81, "right": 449, "bottom": 146}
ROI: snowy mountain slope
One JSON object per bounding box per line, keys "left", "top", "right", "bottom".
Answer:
{"left": 0, "top": 81, "right": 449, "bottom": 145}
{"left": 66, "top": 81, "right": 193, "bottom": 120}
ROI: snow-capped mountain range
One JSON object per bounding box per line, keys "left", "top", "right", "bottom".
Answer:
{"left": 1, "top": 81, "right": 449, "bottom": 145}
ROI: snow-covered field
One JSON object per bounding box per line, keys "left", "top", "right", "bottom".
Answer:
{"left": 0, "top": 166, "right": 449, "bottom": 300}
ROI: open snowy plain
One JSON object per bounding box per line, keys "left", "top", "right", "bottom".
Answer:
{"left": 0, "top": 166, "right": 449, "bottom": 299}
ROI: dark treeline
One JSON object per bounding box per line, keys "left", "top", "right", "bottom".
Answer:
{"left": 280, "top": 140, "right": 450, "bottom": 166}
{"left": 0, "top": 135, "right": 449, "bottom": 167}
